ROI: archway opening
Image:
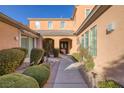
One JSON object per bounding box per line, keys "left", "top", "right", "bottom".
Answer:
{"left": 43, "top": 38, "right": 54, "bottom": 56}
{"left": 59, "top": 38, "right": 72, "bottom": 54}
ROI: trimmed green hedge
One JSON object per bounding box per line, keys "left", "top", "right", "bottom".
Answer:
{"left": 0, "top": 49, "right": 25, "bottom": 76}
{"left": 97, "top": 80, "right": 122, "bottom": 88}
{"left": 30, "top": 48, "right": 45, "bottom": 65}
{"left": 39, "top": 63, "right": 50, "bottom": 70}
{"left": 23, "top": 64, "right": 50, "bottom": 87}
{"left": 53, "top": 48, "right": 59, "bottom": 57}
{"left": 0, "top": 73, "right": 39, "bottom": 88}
{"left": 12, "top": 47, "right": 28, "bottom": 65}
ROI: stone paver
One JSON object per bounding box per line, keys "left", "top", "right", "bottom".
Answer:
{"left": 43, "top": 59, "right": 60, "bottom": 88}
{"left": 53, "top": 55, "right": 88, "bottom": 88}
{"left": 16, "top": 58, "right": 30, "bottom": 73}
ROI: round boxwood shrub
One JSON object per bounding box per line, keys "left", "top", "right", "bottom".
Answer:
{"left": 30, "top": 48, "right": 45, "bottom": 65}
{"left": 0, "top": 73, "right": 39, "bottom": 88}
{"left": 0, "top": 49, "right": 25, "bottom": 75}
{"left": 97, "top": 80, "right": 122, "bottom": 88}
{"left": 23, "top": 65, "right": 50, "bottom": 87}
{"left": 39, "top": 63, "right": 50, "bottom": 70}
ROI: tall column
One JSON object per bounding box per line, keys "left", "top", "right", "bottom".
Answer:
{"left": 37, "top": 37, "right": 43, "bottom": 48}
{"left": 54, "top": 38, "right": 59, "bottom": 49}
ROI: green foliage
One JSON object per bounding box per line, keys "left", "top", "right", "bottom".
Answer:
{"left": 0, "top": 49, "right": 25, "bottom": 76}
{"left": 72, "top": 53, "right": 83, "bottom": 62}
{"left": 97, "top": 80, "right": 122, "bottom": 88}
{"left": 39, "top": 63, "right": 50, "bottom": 70}
{"left": 0, "top": 73, "right": 39, "bottom": 88}
{"left": 23, "top": 65, "right": 50, "bottom": 87}
{"left": 53, "top": 48, "right": 60, "bottom": 57}
{"left": 30, "top": 48, "right": 45, "bottom": 65}
{"left": 12, "top": 47, "right": 28, "bottom": 65}
{"left": 80, "top": 47, "right": 94, "bottom": 71}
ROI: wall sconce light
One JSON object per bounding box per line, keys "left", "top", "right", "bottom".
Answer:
{"left": 15, "top": 36, "right": 19, "bottom": 41}
{"left": 106, "top": 22, "right": 115, "bottom": 34}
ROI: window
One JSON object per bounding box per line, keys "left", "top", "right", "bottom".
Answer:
{"left": 81, "top": 26, "right": 97, "bottom": 56}
{"left": 81, "top": 32, "right": 89, "bottom": 49}
{"left": 48, "top": 21, "right": 53, "bottom": 29}
{"left": 60, "top": 21, "right": 66, "bottom": 29}
{"left": 85, "top": 9, "right": 91, "bottom": 17}
{"left": 81, "top": 35, "right": 84, "bottom": 48}
{"left": 35, "top": 21, "right": 40, "bottom": 29}
{"left": 84, "top": 31, "right": 89, "bottom": 49}
{"left": 89, "top": 26, "right": 97, "bottom": 56}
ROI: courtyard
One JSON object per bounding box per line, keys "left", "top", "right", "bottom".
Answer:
{"left": 0, "top": 5, "right": 124, "bottom": 88}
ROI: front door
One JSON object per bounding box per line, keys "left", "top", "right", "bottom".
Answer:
{"left": 60, "top": 41, "right": 68, "bottom": 54}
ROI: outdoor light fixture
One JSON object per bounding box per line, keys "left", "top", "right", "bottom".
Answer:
{"left": 106, "top": 22, "right": 115, "bottom": 34}
{"left": 15, "top": 36, "right": 19, "bottom": 41}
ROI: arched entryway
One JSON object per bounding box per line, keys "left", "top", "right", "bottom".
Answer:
{"left": 43, "top": 38, "right": 54, "bottom": 56}
{"left": 59, "top": 38, "right": 72, "bottom": 54}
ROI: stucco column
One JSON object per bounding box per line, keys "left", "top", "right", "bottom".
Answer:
{"left": 54, "top": 37, "right": 60, "bottom": 49}
{"left": 37, "top": 36, "right": 43, "bottom": 48}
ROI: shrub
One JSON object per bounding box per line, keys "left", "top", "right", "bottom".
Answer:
{"left": 97, "top": 80, "right": 122, "bottom": 88}
{"left": 12, "top": 47, "right": 28, "bottom": 65}
{"left": 80, "top": 47, "right": 94, "bottom": 72}
{"left": 72, "top": 53, "right": 83, "bottom": 62}
{"left": 0, "top": 73, "right": 39, "bottom": 88}
{"left": 0, "top": 49, "right": 25, "bottom": 75}
{"left": 30, "top": 48, "right": 45, "bottom": 65}
{"left": 53, "top": 48, "right": 59, "bottom": 57}
{"left": 39, "top": 63, "right": 50, "bottom": 70}
{"left": 23, "top": 65, "right": 50, "bottom": 87}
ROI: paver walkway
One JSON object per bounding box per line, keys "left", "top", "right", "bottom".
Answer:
{"left": 44, "top": 55, "right": 88, "bottom": 88}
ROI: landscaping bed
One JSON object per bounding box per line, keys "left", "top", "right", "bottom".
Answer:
{"left": 70, "top": 47, "right": 123, "bottom": 88}
{"left": 0, "top": 48, "right": 51, "bottom": 88}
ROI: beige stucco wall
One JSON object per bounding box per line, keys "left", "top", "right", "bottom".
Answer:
{"left": 29, "top": 5, "right": 94, "bottom": 32}
{"left": 78, "top": 6, "right": 124, "bottom": 85}
{"left": 0, "top": 21, "right": 20, "bottom": 50}
{"left": 73, "top": 5, "right": 94, "bottom": 31}
{"left": 42, "top": 35, "right": 78, "bottom": 54}
{"left": 29, "top": 20, "right": 74, "bottom": 31}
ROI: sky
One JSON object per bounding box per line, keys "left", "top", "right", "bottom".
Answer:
{"left": 0, "top": 5, "right": 74, "bottom": 25}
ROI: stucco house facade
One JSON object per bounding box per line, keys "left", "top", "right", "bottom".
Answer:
{"left": 28, "top": 5, "right": 94, "bottom": 54}
{"left": 0, "top": 12, "right": 43, "bottom": 55}
{"left": 28, "top": 5, "right": 124, "bottom": 85}
{"left": 75, "top": 5, "right": 124, "bottom": 85}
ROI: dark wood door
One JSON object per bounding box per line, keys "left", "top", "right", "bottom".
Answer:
{"left": 60, "top": 41, "right": 68, "bottom": 54}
